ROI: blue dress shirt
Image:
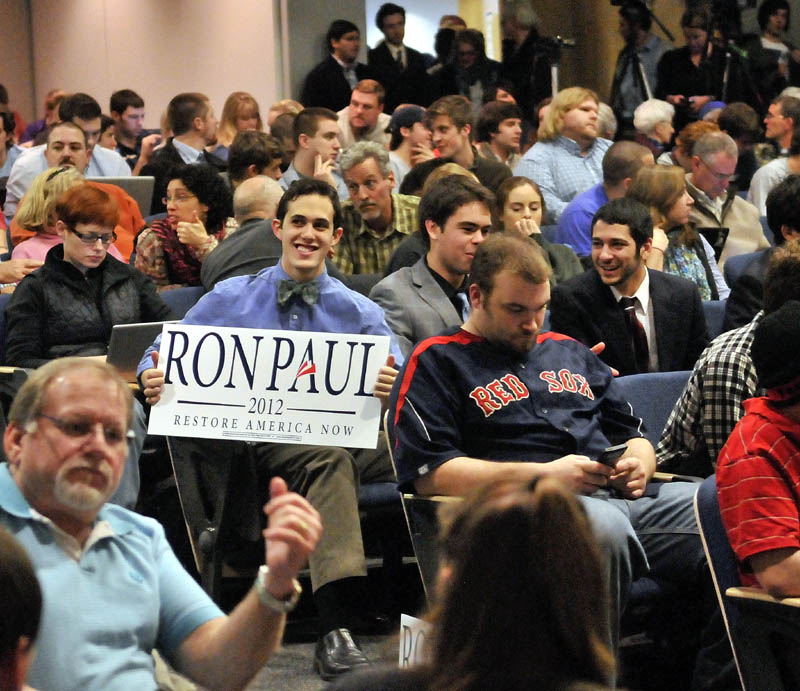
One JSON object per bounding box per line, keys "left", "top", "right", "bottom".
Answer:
{"left": 279, "top": 161, "right": 349, "bottom": 201}
{"left": 138, "top": 263, "right": 403, "bottom": 376}
{"left": 555, "top": 182, "right": 609, "bottom": 255}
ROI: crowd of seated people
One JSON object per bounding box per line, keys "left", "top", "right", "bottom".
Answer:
{"left": 2, "top": 1, "right": 800, "bottom": 688}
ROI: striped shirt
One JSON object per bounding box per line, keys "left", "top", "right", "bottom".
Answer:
{"left": 513, "top": 136, "right": 611, "bottom": 223}
{"left": 717, "top": 397, "right": 800, "bottom": 588}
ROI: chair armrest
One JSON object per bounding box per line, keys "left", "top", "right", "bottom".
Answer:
{"left": 653, "top": 471, "right": 703, "bottom": 483}
{"left": 401, "top": 493, "right": 461, "bottom": 504}
{"left": 727, "top": 586, "right": 800, "bottom": 608}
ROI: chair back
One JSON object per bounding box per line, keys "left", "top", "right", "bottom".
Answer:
{"left": 384, "top": 410, "right": 456, "bottom": 601}
{"left": 759, "top": 216, "right": 774, "bottom": 246}
{"left": 694, "top": 476, "right": 746, "bottom": 689}
{"left": 702, "top": 299, "right": 727, "bottom": 340}
{"left": 166, "top": 436, "right": 263, "bottom": 597}
{"left": 161, "top": 285, "right": 206, "bottom": 319}
{"left": 615, "top": 370, "right": 691, "bottom": 445}
{"left": 0, "top": 292, "right": 12, "bottom": 364}
{"left": 723, "top": 251, "right": 760, "bottom": 287}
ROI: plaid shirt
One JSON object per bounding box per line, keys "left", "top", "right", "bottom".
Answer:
{"left": 656, "top": 312, "right": 765, "bottom": 474}
{"left": 334, "top": 193, "right": 419, "bottom": 275}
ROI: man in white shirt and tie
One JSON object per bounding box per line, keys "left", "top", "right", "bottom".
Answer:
{"left": 549, "top": 198, "right": 709, "bottom": 376}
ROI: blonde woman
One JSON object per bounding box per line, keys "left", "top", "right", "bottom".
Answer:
{"left": 12, "top": 167, "right": 124, "bottom": 263}
{"left": 212, "top": 92, "right": 263, "bottom": 161}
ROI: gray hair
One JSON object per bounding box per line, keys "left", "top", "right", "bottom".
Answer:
{"left": 597, "top": 103, "right": 618, "bottom": 140}
{"left": 501, "top": 0, "right": 540, "bottom": 30}
{"left": 633, "top": 99, "right": 675, "bottom": 136}
{"left": 338, "top": 140, "right": 391, "bottom": 177}
{"left": 233, "top": 175, "right": 284, "bottom": 221}
{"left": 693, "top": 131, "right": 738, "bottom": 161}
{"left": 8, "top": 358, "right": 134, "bottom": 431}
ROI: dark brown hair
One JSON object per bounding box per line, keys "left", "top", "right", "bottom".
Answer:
{"left": 424, "top": 476, "right": 614, "bottom": 690}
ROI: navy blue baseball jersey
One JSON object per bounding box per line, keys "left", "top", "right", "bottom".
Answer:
{"left": 389, "top": 327, "right": 645, "bottom": 491}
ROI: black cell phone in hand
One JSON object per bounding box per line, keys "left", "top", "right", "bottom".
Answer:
{"left": 599, "top": 443, "right": 627, "bottom": 467}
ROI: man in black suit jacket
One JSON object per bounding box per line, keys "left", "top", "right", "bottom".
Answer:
{"left": 367, "top": 3, "right": 430, "bottom": 112}
{"left": 140, "top": 92, "right": 226, "bottom": 214}
{"left": 302, "top": 20, "right": 372, "bottom": 112}
{"left": 550, "top": 198, "right": 708, "bottom": 376}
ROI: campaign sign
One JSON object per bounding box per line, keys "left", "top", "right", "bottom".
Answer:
{"left": 147, "top": 324, "right": 390, "bottom": 448}
{"left": 399, "top": 614, "right": 431, "bottom": 667}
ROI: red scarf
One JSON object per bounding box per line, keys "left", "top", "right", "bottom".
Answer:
{"left": 148, "top": 218, "right": 225, "bottom": 285}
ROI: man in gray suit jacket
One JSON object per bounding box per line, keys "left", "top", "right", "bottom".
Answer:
{"left": 370, "top": 177, "right": 494, "bottom": 357}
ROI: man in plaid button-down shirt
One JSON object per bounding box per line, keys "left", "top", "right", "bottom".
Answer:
{"left": 657, "top": 240, "right": 800, "bottom": 476}
{"left": 335, "top": 141, "right": 419, "bottom": 276}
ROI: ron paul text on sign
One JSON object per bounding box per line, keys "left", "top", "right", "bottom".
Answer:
{"left": 147, "top": 324, "right": 390, "bottom": 448}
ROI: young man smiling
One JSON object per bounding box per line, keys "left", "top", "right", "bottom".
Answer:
{"left": 139, "top": 178, "right": 402, "bottom": 680}
{"left": 550, "top": 198, "right": 708, "bottom": 376}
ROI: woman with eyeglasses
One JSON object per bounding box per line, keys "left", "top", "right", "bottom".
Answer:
{"left": 5, "top": 182, "right": 173, "bottom": 369}
{"left": 134, "top": 163, "right": 233, "bottom": 290}
{"left": 12, "top": 166, "right": 125, "bottom": 264}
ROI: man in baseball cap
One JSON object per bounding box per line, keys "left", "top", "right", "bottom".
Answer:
{"left": 387, "top": 104, "right": 432, "bottom": 189}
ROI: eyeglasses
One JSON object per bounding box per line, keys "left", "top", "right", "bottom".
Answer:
{"left": 68, "top": 227, "right": 117, "bottom": 245}
{"left": 764, "top": 110, "right": 786, "bottom": 121}
{"left": 699, "top": 158, "right": 733, "bottom": 181}
{"left": 162, "top": 193, "right": 197, "bottom": 205}
{"left": 37, "top": 414, "right": 134, "bottom": 445}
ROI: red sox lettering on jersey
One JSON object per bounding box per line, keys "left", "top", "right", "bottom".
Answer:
{"left": 469, "top": 369, "right": 595, "bottom": 417}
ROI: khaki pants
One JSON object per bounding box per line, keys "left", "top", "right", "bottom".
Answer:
{"left": 253, "top": 433, "right": 394, "bottom": 590}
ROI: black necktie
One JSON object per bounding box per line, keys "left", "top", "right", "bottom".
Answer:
{"left": 619, "top": 297, "right": 649, "bottom": 373}
{"left": 277, "top": 279, "right": 319, "bottom": 307}
{"left": 395, "top": 48, "right": 404, "bottom": 70}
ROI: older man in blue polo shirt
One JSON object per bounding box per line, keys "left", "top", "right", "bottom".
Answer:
{"left": 1, "top": 357, "right": 320, "bottom": 690}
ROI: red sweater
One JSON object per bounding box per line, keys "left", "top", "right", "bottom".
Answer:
{"left": 717, "top": 397, "right": 800, "bottom": 587}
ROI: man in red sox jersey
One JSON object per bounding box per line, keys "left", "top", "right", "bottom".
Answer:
{"left": 389, "top": 233, "right": 709, "bottom": 670}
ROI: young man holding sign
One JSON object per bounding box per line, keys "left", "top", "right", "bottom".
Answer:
{"left": 139, "top": 178, "right": 401, "bottom": 680}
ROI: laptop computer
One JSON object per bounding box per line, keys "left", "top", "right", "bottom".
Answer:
{"left": 88, "top": 176, "right": 155, "bottom": 218}
{"left": 107, "top": 320, "right": 176, "bottom": 382}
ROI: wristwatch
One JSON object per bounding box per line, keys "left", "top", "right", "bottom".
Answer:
{"left": 254, "top": 565, "right": 302, "bottom": 613}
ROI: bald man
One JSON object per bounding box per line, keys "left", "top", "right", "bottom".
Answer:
{"left": 200, "top": 176, "right": 285, "bottom": 290}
